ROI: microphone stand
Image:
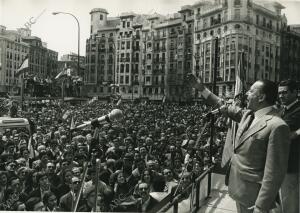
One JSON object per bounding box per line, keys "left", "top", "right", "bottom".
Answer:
{"left": 73, "top": 126, "right": 100, "bottom": 212}
{"left": 73, "top": 162, "right": 88, "bottom": 212}
{"left": 94, "top": 159, "right": 101, "bottom": 211}
{"left": 173, "top": 160, "right": 189, "bottom": 197}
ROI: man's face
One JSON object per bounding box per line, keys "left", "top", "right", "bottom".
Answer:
{"left": 47, "top": 163, "right": 55, "bottom": 174}
{"left": 139, "top": 183, "right": 150, "bottom": 200}
{"left": 246, "top": 81, "right": 263, "bottom": 111}
{"left": 8, "top": 146, "right": 15, "bottom": 153}
{"left": 278, "top": 86, "right": 297, "bottom": 106}
{"left": 0, "top": 174, "right": 7, "bottom": 186}
{"left": 163, "top": 169, "right": 172, "bottom": 181}
{"left": 11, "top": 178, "right": 21, "bottom": 192}
{"left": 71, "top": 177, "right": 81, "bottom": 192}
{"left": 47, "top": 195, "right": 57, "bottom": 209}
{"left": 39, "top": 176, "right": 49, "bottom": 188}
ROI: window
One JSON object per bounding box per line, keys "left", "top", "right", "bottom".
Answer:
{"left": 234, "top": 9, "right": 241, "bottom": 20}
{"left": 127, "top": 22, "right": 130, "bottom": 27}
{"left": 234, "top": 0, "right": 241, "bottom": 6}
{"left": 100, "top": 14, "right": 103, "bottom": 20}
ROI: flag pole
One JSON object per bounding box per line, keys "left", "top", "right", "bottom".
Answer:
{"left": 61, "top": 79, "right": 65, "bottom": 102}
{"left": 21, "top": 73, "right": 24, "bottom": 111}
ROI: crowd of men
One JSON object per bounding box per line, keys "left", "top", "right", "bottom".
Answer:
{"left": 0, "top": 77, "right": 298, "bottom": 213}
{"left": 0, "top": 97, "right": 228, "bottom": 212}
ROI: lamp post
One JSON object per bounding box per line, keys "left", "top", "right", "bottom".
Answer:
{"left": 52, "top": 11, "right": 81, "bottom": 96}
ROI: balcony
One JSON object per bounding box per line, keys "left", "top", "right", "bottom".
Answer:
{"left": 132, "top": 58, "right": 139, "bottom": 62}
{"left": 161, "top": 46, "right": 166, "bottom": 51}
{"left": 200, "top": 4, "right": 223, "bottom": 17}
{"left": 169, "top": 32, "right": 177, "bottom": 38}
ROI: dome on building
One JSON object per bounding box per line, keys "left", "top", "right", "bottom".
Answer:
{"left": 90, "top": 8, "right": 108, "bottom": 14}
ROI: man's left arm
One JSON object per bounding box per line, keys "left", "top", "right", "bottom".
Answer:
{"left": 255, "top": 123, "right": 290, "bottom": 210}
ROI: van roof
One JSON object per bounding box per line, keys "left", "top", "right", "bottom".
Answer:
{"left": 0, "top": 117, "right": 30, "bottom": 127}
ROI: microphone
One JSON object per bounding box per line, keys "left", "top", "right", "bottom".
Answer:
{"left": 202, "top": 105, "right": 227, "bottom": 117}
{"left": 202, "top": 108, "right": 220, "bottom": 117}
{"left": 75, "top": 109, "right": 123, "bottom": 130}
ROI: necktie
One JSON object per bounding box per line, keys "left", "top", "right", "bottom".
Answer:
{"left": 281, "top": 106, "right": 287, "bottom": 117}
{"left": 234, "top": 111, "right": 255, "bottom": 148}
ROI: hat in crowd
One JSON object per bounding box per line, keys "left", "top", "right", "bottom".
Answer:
{"left": 17, "top": 166, "right": 27, "bottom": 174}
{"left": 77, "top": 135, "right": 86, "bottom": 143}
{"left": 146, "top": 160, "right": 156, "bottom": 167}
{"left": 37, "top": 145, "right": 46, "bottom": 153}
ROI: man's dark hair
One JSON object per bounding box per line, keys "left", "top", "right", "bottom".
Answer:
{"left": 259, "top": 80, "right": 278, "bottom": 105}
{"left": 279, "top": 79, "right": 298, "bottom": 93}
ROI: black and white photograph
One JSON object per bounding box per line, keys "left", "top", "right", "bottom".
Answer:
{"left": 0, "top": 0, "right": 300, "bottom": 212}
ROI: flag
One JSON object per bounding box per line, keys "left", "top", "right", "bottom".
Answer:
{"left": 221, "top": 52, "right": 246, "bottom": 168}
{"left": 162, "top": 95, "right": 166, "bottom": 105}
{"left": 62, "top": 110, "right": 71, "bottom": 120}
{"left": 28, "top": 136, "right": 36, "bottom": 159}
{"left": 16, "top": 57, "right": 29, "bottom": 77}
{"left": 66, "top": 68, "right": 72, "bottom": 76}
{"left": 70, "top": 116, "right": 75, "bottom": 130}
{"left": 234, "top": 52, "right": 245, "bottom": 98}
{"left": 55, "top": 63, "right": 68, "bottom": 80}
{"left": 116, "top": 97, "right": 122, "bottom": 106}
{"left": 55, "top": 69, "right": 67, "bottom": 79}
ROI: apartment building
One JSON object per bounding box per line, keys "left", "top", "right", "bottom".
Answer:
{"left": 0, "top": 26, "right": 30, "bottom": 94}
{"left": 85, "top": 0, "right": 291, "bottom": 100}
{"left": 193, "top": 0, "right": 286, "bottom": 96}
{"left": 85, "top": 8, "right": 119, "bottom": 97}
{"left": 280, "top": 24, "right": 300, "bottom": 82}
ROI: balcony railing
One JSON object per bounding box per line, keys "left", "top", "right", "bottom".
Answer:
{"left": 154, "top": 165, "right": 215, "bottom": 213}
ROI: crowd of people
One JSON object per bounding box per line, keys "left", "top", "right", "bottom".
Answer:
{"left": 0, "top": 99, "right": 228, "bottom": 212}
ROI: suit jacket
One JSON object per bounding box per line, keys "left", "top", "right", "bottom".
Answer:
{"left": 28, "top": 187, "right": 58, "bottom": 201}
{"left": 281, "top": 100, "right": 300, "bottom": 173}
{"left": 207, "top": 92, "right": 290, "bottom": 211}
{"left": 59, "top": 191, "right": 86, "bottom": 212}
{"left": 59, "top": 191, "right": 76, "bottom": 212}
{"left": 135, "top": 196, "right": 159, "bottom": 213}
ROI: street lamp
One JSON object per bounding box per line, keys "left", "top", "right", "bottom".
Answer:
{"left": 52, "top": 11, "right": 81, "bottom": 96}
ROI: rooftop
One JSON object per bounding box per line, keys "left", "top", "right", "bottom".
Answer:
{"left": 90, "top": 8, "right": 108, "bottom": 14}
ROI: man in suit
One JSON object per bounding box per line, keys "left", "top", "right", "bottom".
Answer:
{"left": 28, "top": 172, "right": 57, "bottom": 201}
{"left": 135, "top": 182, "right": 159, "bottom": 212}
{"left": 59, "top": 176, "right": 84, "bottom": 212}
{"left": 278, "top": 79, "right": 300, "bottom": 213}
{"left": 188, "top": 74, "right": 290, "bottom": 213}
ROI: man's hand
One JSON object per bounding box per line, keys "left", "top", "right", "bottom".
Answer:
{"left": 187, "top": 73, "right": 205, "bottom": 91}
{"left": 248, "top": 205, "right": 268, "bottom": 213}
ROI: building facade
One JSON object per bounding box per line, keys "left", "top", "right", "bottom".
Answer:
{"left": 85, "top": 8, "right": 119, "bottom": 97}
{"left": 193, "top": 0, "right": 286, "bottom": 97}
{"left": 0, "top": 26, "right": 58, "bottom": 96}
{"left": 280, "top": 25, "right": 300, "bottom": 82}
{"left": 85, "top": 0, "right": 290, "bottom": 100}
{"left": 0, "top": 26, "right": 30, "bottom": 94}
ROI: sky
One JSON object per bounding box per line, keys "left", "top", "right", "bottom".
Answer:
{"left": 1, "top": 0, "right": 300, "bottom": 59}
